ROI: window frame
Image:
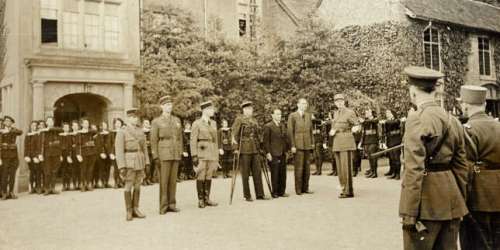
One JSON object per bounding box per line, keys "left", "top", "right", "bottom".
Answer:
{"left": 422, "top": 25, "right": 442, "bottom": 71}
{"left": 478, "top": 36, "right": 492, "bottom": 76}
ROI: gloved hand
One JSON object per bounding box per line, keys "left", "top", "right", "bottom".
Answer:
{"left": 182, "top": 152, "right": 188, "bottom": 157}
{"left": 329, "top": 129, "right": 337, "bottom": 136}
{"left": 24, "top": 157, "right": 31, "bottom": 163}
{"left": 266, "top": 153, "right": 272, "bottom": 162}
{"left": 33, "top": 158, "right": 40, "bottom": 164}
{"left": 100, "top": 153, "right": 107, "bottom": 159}
{"left": 38, "top": 155, "right": 44, "bottom": 162}
{"left": 67, "top": 156, "right": 73, "bottom": 164}
{"left": 219, "top": 149, "right": 224, "bottom": 156}
{"left": 77, "top": 155, "right": 83, "bottom": 162}
{"left": 291, "top": 147, "right": 297, "bottom": 154}
{"left": 109, "top": 154, "right": 116, "bottom": 160}
{"left": 60, "top": 156, "right": 63, "bottom": 162}
{"left": 322, "top": 143, "right": 328, "bottom": 150}
{"left": 119, "top": 168, "right": 128, "bottom": 180}
{"left": 192, "top": 156, "right": 199, "bottom": 167}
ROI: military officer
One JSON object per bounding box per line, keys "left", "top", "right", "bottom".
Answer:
{"left": 312, "top": 115, "right": 327, "bottom": 176}
{"left": 457, "top": 85, "right": 500, "bottom": 250}
{"left": 400, "top": 66, "right": 468, "bottom": 250}
{"left": 263, "top": 108, "right": 290, "bottom": 198}
{"left": 180, "top": 122, "right": 192, "bottom": 182}
{"left": 232, "top": 101, "right": 269, "bottom": 201}
{"left": 142, "top": 119, "right": 154, "bottom": 185}
{"left": 287, "top": 98, "right": 315, "bottom": 195}
{"left": 190, "top": 101, "right": 219, "bottom": 208}
{"left": 218, "top": 119, "right": 233, "bottom": 178}
{"left": 361, "top": 109, "right": 380, "bottom": 178}
{"left": 115, "top": 108, "right": 149, "bottom": 221}
{"left": 24, "top": 121, "right": 42, "bottom": 194}
{"left": 0, "top": 116, "right": 22, "bottom": 199}
{"left": 329, "top": 94, "right": 359, "bottom": 198}
{"left": 151, "top": 95, "right": 183, "bottom": 214}
{"left": 40, "top": 117, "right": 63, "bottom": 195}
{"left": 77, "top": 118, "right": 98, "bottom": 192}
{"left": 381, "top": 109, "right": 403, "bottom": 180}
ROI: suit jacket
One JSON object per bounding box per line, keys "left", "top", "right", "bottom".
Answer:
{"left": 463, "top": 111, "right": 500, "bottom": 212}
{"left": 42, "top": 127, "right": 63, "bottom": 157}
{"left": 232, "top": 115, "right": 260, "bottom": 154}
{"left": 190, "top": 118, "right": 218, "bottom": 161}
{"left": 151, "top": 114, "right": 183, "bottom": 161}
{"left": 24, "top": 132, "right": 41, "bottom": 158}
{"left": 399, "top": 101, "right": 468, "bottom": 220}
{"left": 0, "top": 127, "right": 22, "bottom": 159}
{"left": 287, "top": 111, "right": 314, "bottom": 150}
{"left": 331, "top": 107, "right": 359, "bottom": 152}
{"left": 263, "top": 121, "right": 289, "bottom": 157}
{"left": 115, "top": 125, "right": 150, "bottom": 170}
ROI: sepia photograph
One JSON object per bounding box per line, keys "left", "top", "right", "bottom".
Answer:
{"left": 1, "top": 0, "right": 500, "bottom": 249}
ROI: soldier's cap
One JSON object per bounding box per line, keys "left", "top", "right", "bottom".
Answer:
{"left": 3, "top": 115, "right": 14, "bottom": 123}
{"left": 159, "top": 95, "right": 172, "bottom": 105}
{"left": 241, "top": 101, "right": 253, "bottom": 109}
{"left": 404, "top": 66, "right": 444, "bottom": 88}
{"left": 334, "top": 94, "right": 345, "bottom": 101}
{"left": 200, "top": 100, "right": 213, "bottom": 110}
{"left": 457, "top": 85, "right": 488, "bottom": 105}
{"left": 126, "top": 108, "right": 139, "bottom": 117}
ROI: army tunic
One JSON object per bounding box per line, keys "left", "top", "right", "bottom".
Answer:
{"left": 232, "top": 115, "right": 265, "bottom": 199}
{"left": 24, "top": 131, "right": 42, "bottom": 191}
{"left": 115, "top": 125, "right": 149, "bottom": 183}
{"left": 382, "top": 119, "right": 403, "bottom": 176}
{"left": 0, "top": 127, "right": 22, "bottom": 197}
{"left": 41, "top": 127, "right": 63, "bottom": 193}
{"left": 190, "top": 118, "right": 219, "bottom": 180}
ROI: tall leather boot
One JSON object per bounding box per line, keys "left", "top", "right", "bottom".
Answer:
{"left": 132, "top": 190, "right": 145, "bottom": 218}
{"left": 197, "top": 180, "right": 205, "bottom": 208}
{"left": 124, "top": 191, "right": 133, "bottom": 221}
{"left": 204, "top": 180, "right": 218, "bottom": 207}
{"left": 384, "top": 166, "right": 394, "bottom": 176}
{"left": 393, "top": 166, "right": 401, "bottom": 180}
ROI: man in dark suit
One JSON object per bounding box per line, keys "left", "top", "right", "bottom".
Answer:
{"left": 263, "top": 109, "right": 289, "bottom": 198}
{"left": 287, "top": 98, "right": 314, "bottom": 195}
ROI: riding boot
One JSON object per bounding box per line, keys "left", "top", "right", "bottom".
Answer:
{"left": 394, "top": 166, "right": 401, "bottom": 180}
{"left": 132, "top": 190, "right": 145, "bottom": 218}
{"left": 124, "top": 191, "right": 133, "bottom": 221}
{"left": 197, "top": 180, "right": 205, "bottom": 208}
{"left": 204, "top": 180, "right": 218, "bottom": 207}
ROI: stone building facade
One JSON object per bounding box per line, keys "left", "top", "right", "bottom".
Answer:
{"left": 2, "top": 0, "right": 140, "bottom": 191}
{"left": 263, "top": 0, "right": 500, "bottom": 116}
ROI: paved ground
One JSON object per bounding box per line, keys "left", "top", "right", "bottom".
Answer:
{"left": 0, "top": 160, "right": 404, "bottom": 250}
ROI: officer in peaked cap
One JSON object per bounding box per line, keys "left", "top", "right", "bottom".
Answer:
{"left": 458, "top": 85, "right": 500, "bottom": 250}
{"left": 0, "top": 115, "right": 22, "bottom": 200}
{"left": 400, "top": 66, "right": 468, "bottom": 250}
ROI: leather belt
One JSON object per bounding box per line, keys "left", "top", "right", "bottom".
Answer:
{"left": 197, "top": 139, "right": 213, "bottom": 142}
{"left": 425, "top": 163, "right": 451, "bottom": 173}
{"left": 473, "top": 162, "right": 500, "bottom": 173}
{"left": 125, "top": 149, "right": 139, "bottom": 153}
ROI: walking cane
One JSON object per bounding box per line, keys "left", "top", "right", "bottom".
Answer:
{"left": 259, "top": 152, "right": 273, "bottom": 197}
{"left": 229, "top": 125, "right": 244, "bottom": 205}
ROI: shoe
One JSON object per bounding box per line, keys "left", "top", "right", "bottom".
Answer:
{"left": 124, "top": 191, "right": 133, "bottom": 221}
{"left": 167, "top": 207, "right": 180, "bottom": 213}
{"left": 272, "top": 194, "right": 279, "bottom": 198}
{"left": 9, "top": 192, "right": 17, "bottom": 199}
{"left": 312, "top": 172, "right": 319, "bottom": 176}
{"left": 44, "top": 190, "right": 50, "bottom": 196}
{"left": 369, "top": 173, "right": 378, "bottom": 178}
{"left": 364, "top": 169, "right": 372, "bottom": 176}
{"left": 245, "top": 197, "right": 254, "bottom": 202}
{"left": 327, "top": 172, "right": 335, "bottom": 176}
{"left": 204, "top": 180, "right": 218, "bottom": 207}
{"left": 159, "top": 209, "right": 168, "bottom": 215}
{"left": 0, "top": 193, "right": 7, "bottom": 200}
{"left": 296, "top": 192, "right": 303, "bottom": 195}
{"left": 353, "top": 171, "right": 358, "bottom": 177}
{"left": 198, "top": 199, "right": 206, "bottom": 208}
{"left": 339, "top": 193, "right": 354, "bottom": 199}
{"left": 256, "top": 196, "right": 270, "bottom": 200}
{"left": 280, "top": 193, "right": 289, "bottom": 197}
{"left": 394, "top": 173, "right": 400, "bottom": 180}
{"left": 132, "top": 190, "right": 146, "bottom": 219}
{"left": 304, "top": 190, "right": 314, "bottom": 194}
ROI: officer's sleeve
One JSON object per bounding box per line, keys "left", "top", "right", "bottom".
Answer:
{"left": 262, "top": 124, "right": 271, "bottom": 154}
{"left": 14, "top": 128, "right": 23, "bottom": 136}
{"left": 151, "top": 119, "right": 159, "bottom": 160}
{"left": 115, "top": 130, "right": 126, "bottom": 169}
{"left": 231, "top": 117, "right": 241, "bottom": 146}
{"left": 399, "top": 114, "right": 427, "bottom": 218}
{"left": 450, "top": 118, "right": 469, "bottom": 199}
{"left": 287, "top": 114, "right": 296, "bottom": 148}
{"left": 190, "top": 121, "right": 199, "bottom": 157}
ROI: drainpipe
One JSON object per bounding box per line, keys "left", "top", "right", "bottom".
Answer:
{"left": 204, "top": 0, "right": 208, "bottom": 38}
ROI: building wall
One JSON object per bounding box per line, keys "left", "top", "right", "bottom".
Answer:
{"left": 261, "top": 0, "right": 301, "bottom": 41}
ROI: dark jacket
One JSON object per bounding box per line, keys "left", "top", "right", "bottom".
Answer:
{"left": 232, "top": 115, "right": 260, "bottom": 154}
{"left": 1, "top": 127, "right": 23, "bottom": 159}
{"left": 262, "top": 121, "right": 289, "bottom": 157}
{"left": 42, "top": 127, "right": 63, "bottom": 157}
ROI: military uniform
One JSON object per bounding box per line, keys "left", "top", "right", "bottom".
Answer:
{"left": 151, "top": 96, "right": 183, "bottom": 214}
{"left": 352, "top": 128, "right": 362, "bottom": 176}
{"left": 191, "top": 101, "right": 219, "bottom": 208}
{"left": 77, "top": 129, "right": 98, "bottom": 191}
{"left": 179, "top": 129, "right": 192, "bottom": 181}
{"left": 143, "top": 128, "right": 155, "bottom": 184}
{"left": 115, "top": 109, "right": 149, "bottom": 221}
{"left": 24, "top": 130, "right": 42, "bottom": 193}
{"left": 94, "top": 130, "right": 112, "bottom": 188}
{"left": 218, "top": 127, "right": 233, "bottom": 178}
{"left": 381, "top": 118, "right": 403, "bottom": 179}
{"left": 312, "top": 118, "right": 326, "bottom": 175}
{"left": 287, "top": 110, "right": 314, "bottom": 195}
{"left": 361, "top": 118, "right": 380, "bottom": 178}
{"left": 400, "top": 67, "right": 468, "bottom": 250}
{"left": 41, "top": 126, "right": 63, "bottom": 195}
{"left": 70, "top": 131, "right": 81, "bottom": 189}
{"left": 60, "top": 131, "right": 74, "bottom": 191}
{"left": 109, "top": 129, "right": 123, "bottom": 188}
{"left": 0, "top": 120, "right": 22, "bottom": 199}
{"left": 457, "top": 85, "right": 500, "bottom": 250}
{"left": 330, "top": 96, "right": 359, "bottom": 198}
{"left": 262, "top": 119, "right": 289, "bottom": 198}
{"left": 232, "top": 101, "right": 266, "bottom": 201}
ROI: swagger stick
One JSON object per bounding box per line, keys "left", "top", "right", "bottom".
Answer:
{"left": 259, "top": 152, "right": 273, "bottom": 197}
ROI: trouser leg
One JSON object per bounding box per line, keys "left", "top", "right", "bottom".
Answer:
{"left": 336, "top": 151, "right": 353, "bottom": 196}
{"left": 294, "top": 151, "right": 304, "bottom": 194}
{"left": 168, "top": 161, "right": 179, "bottom": 209}
{"left": 86, "top": 155, "right": 97, "bottom": 190}
{"left": 278, "top": 155, "right": 287, "bottom": 195}
{"left": 240, "top": 154, "right": 251, "bottom": 199}
{"left": 159, "top": 161, "right": 170, "bottom": 213}
{"left": 251, "top": 154, "right": 264, "bottom": 198}
{"left": 270, "top": 157, "right": 280, "bottom": 196}
{"left": 301, "top": 150, "right": 311, "bottom": 193}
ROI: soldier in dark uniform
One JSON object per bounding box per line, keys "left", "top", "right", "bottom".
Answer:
{"left": 115, "top": 108, "right": 149, "bottom": 221}
{"left": 218, "top": 119, "right": 233, "bottom": 178}
{"left": 182, "top": 122, "right": 194, "bottom": 180}
{"left": 232, "top": 101, "right": 269, "bottom": 201}
{"left": 263, "top": 108, "right": 290, "bottom": 198}
{"left": 110, "top": 118, "right": 124, "bottom": 188}
{"left": 380, "top": 109, "right": 403, "bottom": 180}
{"left": 457, "top": 85, "right": 500, "bottom": 250}
{"left": 287, "top": 98, "right": 315, "bottom": 195}
{"left": 351, "top": 123, "right": 362, "bottom": 177}
{"left": 151, "top": 95, "right": 183, "bottom": 214}
{"left": 142, "top": 119, "right": 154, "bottom": 185}
{"left": 40, "top": 117, "right": 62, "bottom": 195}
{"left": 0, "top": 116, "right": 22, "bottom": 199}
{"left": 191, "top": 101, "right": 219, "bottom": 208}
{"left": 312, "top": 115, "right": 327, "bottom": 176}
{"left": 95, "top": 122, "right": 112, "bottom": 188}
{"left": 69, "top": 121, "right": 81, "bottom": 190}
{"left": 400, "top": 66, "right": 468, "bottom": 250}
{"left": 60, "top": 122, "right": 74, "bottom": 191}
{"left": 361, "top": 109, "right": 380, "bottom": 178}
{"left": 24, "top": 121, "right": 42, "bottom": 194}
{"left": 77, "top": 118, "right": 98, "bottom": 192}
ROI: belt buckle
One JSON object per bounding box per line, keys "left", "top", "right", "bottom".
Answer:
{"left": 423, "top": 169, "right": 428, "bottom": 176}
{"left": 474, "top": 163, "right": 481, "bottom": 174}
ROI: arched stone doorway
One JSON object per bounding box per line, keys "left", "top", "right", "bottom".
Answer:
{"left": 53, "top": 93, "right": 111, "bottom": 126}
{"left": 482, "top": 83, "right": 500, "bottom": 118}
